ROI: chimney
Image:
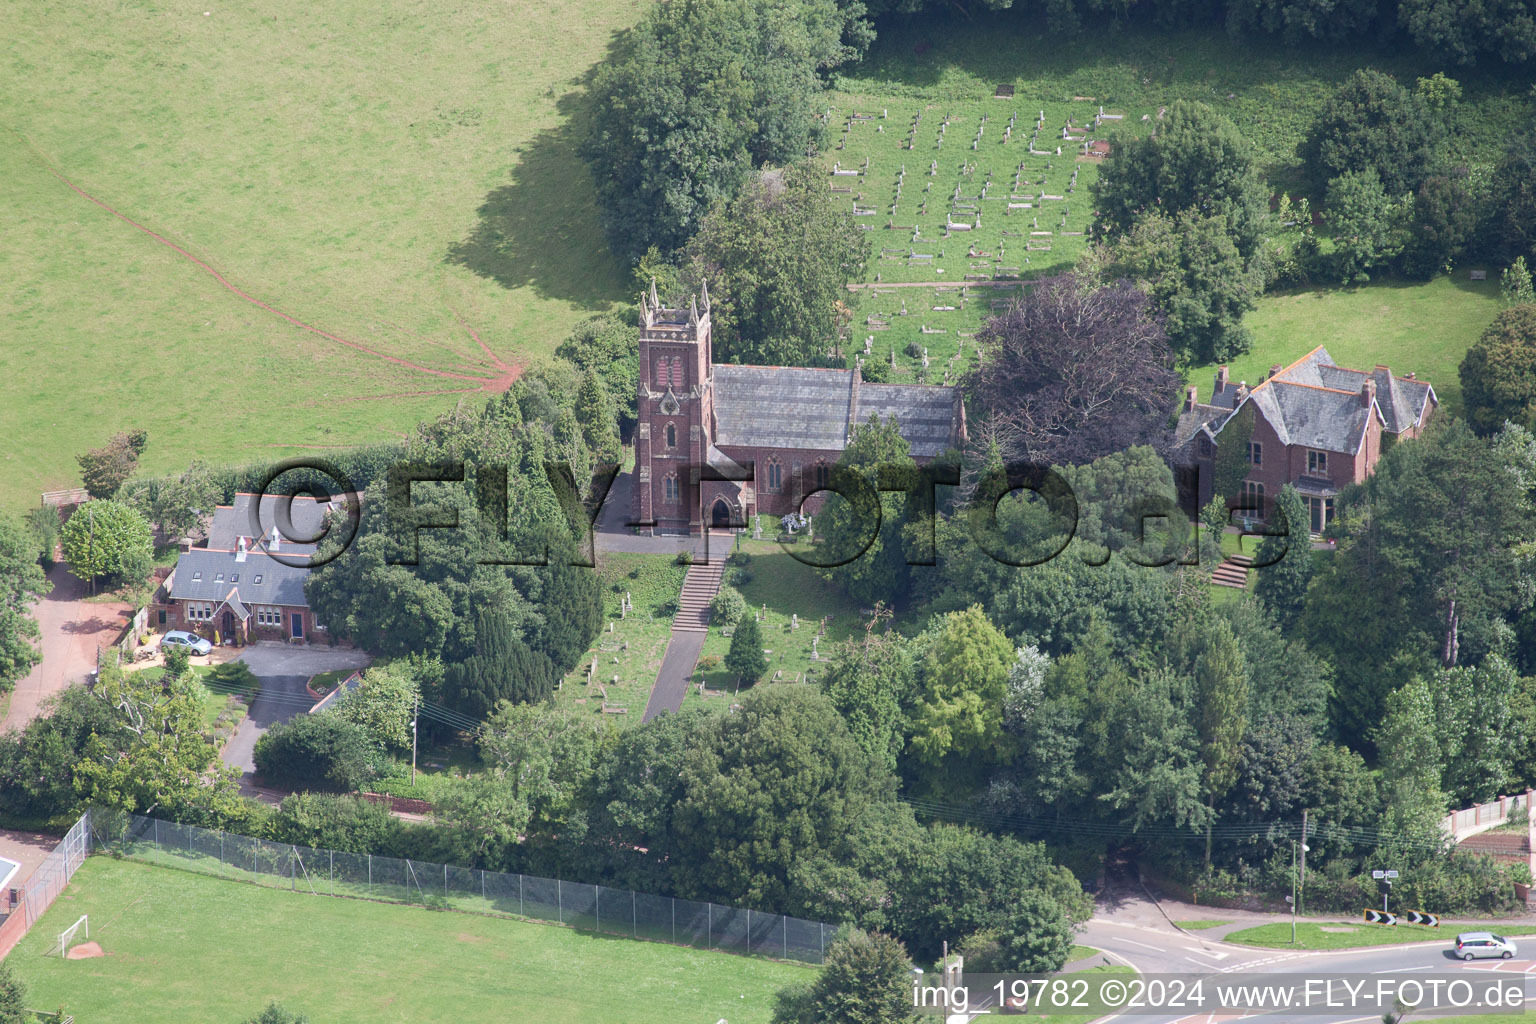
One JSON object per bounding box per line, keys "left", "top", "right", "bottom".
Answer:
{"left": 1185, "top": 385, "right": 1198, "bottom": 411}
{"left": 178, "top": 537, "right": 193, "bottom": 554}
{"left": 1374, "top": 364, "right": 1390, "bottom": 373}
{"left": 1215, "top": 366, "right": 1229, "bottom": 394}
{"left": 1362, "top": 379, "right": 1376, "bottom": 407}
{"left": 269, "top": 524, "right": 280, "bottom": 551}
{"left": 1235, "top": 381, "right": 1249, "bottom": 401}
{"left": 1269, "top": 363, "right": 1283, "bottom": 380}
{"left": 1405, "top": 371, "right": 1416, "bottom": 380}
{"left": 236, "top": 536, "right": 248, "bottom": 563}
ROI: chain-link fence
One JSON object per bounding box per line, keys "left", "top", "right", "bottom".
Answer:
{"left": 94, "top": 813, "right": 832, "bottom": 963}
{"left": 0, "top": 810, "right": 91, "bottom": 957}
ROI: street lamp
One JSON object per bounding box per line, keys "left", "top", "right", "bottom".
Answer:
{"left": 1291, "top": 840, "right": 1311, "bottom": 944}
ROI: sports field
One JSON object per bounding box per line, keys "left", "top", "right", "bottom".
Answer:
{"left": 2, "top": 0, "right": 639, "bottom": 511}
{"left": 11, "top": 857, "right": 809, "bottom": 1023}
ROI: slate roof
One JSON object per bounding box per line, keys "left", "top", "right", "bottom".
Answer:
{"left": 711, "top": 365, "right": 960, "bottom": 457}
{"left": 167, "top": 548, "right": 310, "bottom": 608}
{"left": 1249, "top": 382, "right": 1373, "bottom": 452}
{"left": 207, "top": 493, "right": 353, "bottom": 554}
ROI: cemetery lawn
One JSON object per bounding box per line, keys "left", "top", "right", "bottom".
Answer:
{"left": 1, "top": 0, "right": 638, "bottom": 513}
{"left": 13, "top": 856, "right": 809, "bottom": 1024}
{"left": 825, "top": 15, "right": 1529, "bottom": 389}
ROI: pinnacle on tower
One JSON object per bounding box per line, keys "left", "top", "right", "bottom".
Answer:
{"left": 689, "top": 294, "right": 699, "bottom": 326}
{"left": 700, "top": 278, "right": 711, "bottom": 313}
{"left": 649, "top": 277, "right": 660, "bottom": 309}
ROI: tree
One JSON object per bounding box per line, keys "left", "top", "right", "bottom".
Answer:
{"left": 906, "top": 606, "right": 1015, "bottom": 786}
{"left": 581, "top": 0, "right": 857, "bottom": 259}
{"left": 818, "top": 415, "right": 920, "bottom": 606}
{"left": 1459, "top": 304, "right": 1536, "bottom": 434}
{"left": 1503, "top": 257, "right": 1535, "bottom": 307}
{"left": 73, "top": 659, "right": 244, "bottom": 820}
{"left": 1195, "top": 618, "right": 1249, "bottom": 863}
{"left": 1483, "top": 129, "right": 1536, "bottom": 266}
{"left": 1254, "top": 484, "right": 1314, "bottom": 630}
{"left": 966, "top": 274, "right": 1182, "bottom": 465}
{"left": 269, "top": 793, "right": 400, "bottom": 853}
{"left": 1399, "top": 0, "right": 1536, "bottom": 66}
{"left": 1109, "top": 208, "right": 1264, "bottom": 364}
{"left": 161, "top": 642, "right": 191, "bottom": 684}
{"left": 1303, "top": 70, "right": 1442, "bottom": 196}
{"left": 708, "top": 585, "right": 747, "bottom": 625}
{"left": 1325, "top": 169, "right": 1408, "bottom": 284}
{"left": 1094, "top": 100, "right": 1268, "bottom": 260}
{"left": 76, "top": 428, "right": 147, "bottom": 499}
{"left": 820, "top": 616, "right": 914, "bottom": 774}
{"left": 150, "top": 460, "right": 222, "bottom": 540}
{"left": 771, "top": 930, "right": 919, "bottom": 1024}
{"left": 477, "top": 701, "right": 603, "bottom": 837}
{"left": 573, "top": 369, "right": 622, "bottom": 465}
{"left": 334, "top": 662, "right": 421, "bottom": 754}
{"left": 0, "top": 960, "right": 26, "bottom": 1024}
{"left": 685, "top": 162, "right": 869, "bottom": 366}
{"left": 725, "top": 613, "right": 767, "bottom": 685}
{"left": 1401, "top": 174, "right": 1478, "bottom": 279}
{"left": 956, "top": 889, "right": 1077, "bottom": 974}
{"left": 670, "top": 685, "right": 895, "bottom": 910}
{"left": 252, "top": 713, "right": 381, "bottom": 793}
{"left": 244, "top": 1003, "right": 310, "bottom": 1024}
{"left": 555, "top": 312, "right": 640, "bottom": 433}
{"left": 443, "top": 603, "right": 559, "bottom": 719}
{"left": 1224, "top": 0, "right": 1380, "bottom": 42}
{"left": 0, "top": 513, "right": 49, "bottom": 695}
{"left": 59, "top": 499, "right": 153, "bottom": 589}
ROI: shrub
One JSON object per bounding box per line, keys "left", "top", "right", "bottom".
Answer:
{"left": 268, "top": 792, "right": 402, "bottom": 854}
{"left": 709, "top": 586, "right": 747, "bottom": 625}
{"left": 253, "top": 714, "right": 382, "bottom": 793}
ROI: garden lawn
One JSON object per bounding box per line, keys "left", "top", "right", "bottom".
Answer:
{"left": 1227, "top": 921, "right": 1536, "bottom": 950}
{"left": 1192, "top": 276, "right": 1502, "bottom": 416}
{"left": 13, "top": 856, "right": 810, "bottom": 1024}
{"left": 129, "top": 664, "right": 240, "bottom": 731}
{"left": 1, "top": 0, "right": 638, "bottom": 513}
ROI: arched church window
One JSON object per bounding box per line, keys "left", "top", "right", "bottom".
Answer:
{"left": 766, "top": 457, "right": 782, "bottom": 492}
{"left": 664, "top": 474, "right": 679, "bottom": 502}
{"left": 815, "top": 461, "right": 830, "bottom": 491}
{"left": 666, "top": 423, "right": 677, "bottom": 449}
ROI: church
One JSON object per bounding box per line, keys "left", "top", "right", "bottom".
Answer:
{"left": 633, "top": 282, "right": 967, "bottom": 534}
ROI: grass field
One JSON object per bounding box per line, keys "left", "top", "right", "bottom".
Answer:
{"left": 2, "top": 0, "right": 640, "bottom": 512}
{"left": 13, "top": 857, "right": 810, "bottom": 1023}
{"left": 1227, "top": 921, "right": 1536, "bottom": 950}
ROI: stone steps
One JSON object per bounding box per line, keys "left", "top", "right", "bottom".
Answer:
{"left": 1211, "top": 554, "right": 1252, "bottom": 590}
{"left": 672, "top": 560, "right": 726, "bottom": 633}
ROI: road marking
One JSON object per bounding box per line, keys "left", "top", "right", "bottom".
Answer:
{"left": 1186, "top": 947, "right": 1230, "bottom": 961}
{"left": 1374, "top": 965, "right": 1434, "bottom": 973}
{"left": 1118, "top": 937, "right": 1165, "bottom": 951}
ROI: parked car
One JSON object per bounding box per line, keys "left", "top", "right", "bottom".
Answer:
{"left": 1454, "top": 933, "right": 1517, "bottom": 960}
{"left": 161, "top": 630, "right": 213, "bottom": 656}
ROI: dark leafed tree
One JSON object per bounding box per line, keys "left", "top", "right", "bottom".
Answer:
{"left": 1093, "top": 100, "right": 1268, "bottom": 260}
{"left": 725, "top": 613, "right": 767, "bottom": 685}
{"left": 1483, "top": 128, "right": 1536, "bottom": 267}
{"left": 1398, "top": 0, "right": 1536, "bottom": 65}
{"left": 76, "top": 428, "right": 148, "bottom": 499}
{"left": 1224, "top": 0, "right": 1380, "bottom": 43}
{"left": 1459, "top": 304, "right": 1536, "bottom": 434}
{"left": 966, "top": 274, "right": 1181, "bottom": 465}
{"left": 581, "top": 0, "right": 860, "bottom": 260}
{"left": 1401, "top": 174, "right": 1478, "bottom": 279}
{"left": 1253, "top": 484, "right": 1315, "bottom": 631}
{"left": 1301, "top": 70, "right": 1442, "bottom": 196}
{"left": 685, "top": 162, "right": 869, "bottom": 367}
{"left": 0, "top": 959, "right": 26, "bottom": 1024}
{"left": 244, "top": 1003, "right": 311, "bottom": 1024}
{"left": 445, "top": 603, "right": 559, "bottom": 718}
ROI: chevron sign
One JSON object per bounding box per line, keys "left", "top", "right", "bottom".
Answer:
{"left": 1364, "top": 909, "right": 1397, "bottom": 925}
{"left": 1403, "top": 910, "right": 1440, "bottom": 927}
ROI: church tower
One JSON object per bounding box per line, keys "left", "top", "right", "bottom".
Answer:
{"left": 634, "top": 280, "right": 713, "bottom": 533}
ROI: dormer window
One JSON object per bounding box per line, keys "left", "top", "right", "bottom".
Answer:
{"left": 253, "top": 574, "right": 263, "bottom": 584}
{"left": 215, "top": 573, "right": 224, "bottom": 583}
{"left": 230, "top": 574, "right": 239, "bottom": 583}
{"left": 192, "top": 571, "right": 202, "bottom": 581}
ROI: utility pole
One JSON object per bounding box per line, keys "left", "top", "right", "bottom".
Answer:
{"left": 1299, "top": 809, "right": 1308, "bottom": 918}
{"left": 411, "top": 697, "right": 419, "bottom": 786}
{"left": 1291, "top": 840, "right": 1298, "bottom": 944}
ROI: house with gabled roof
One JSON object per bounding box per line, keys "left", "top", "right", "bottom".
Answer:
{"left": 1177, "top": 346, "right": 1437, "bottom": 533}
{"left": 633, "top": 282, "right": 966, "bottom": 533}
{"left": 151, "top": 493, "right": 353, "bottom": 644}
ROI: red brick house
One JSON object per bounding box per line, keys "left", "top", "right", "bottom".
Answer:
{"left": 151, "top": 493, "right": 348, "bottom": 643}
{"left": 1179, "top": 346, "right": 1437, "bottom": 532}
{"left": 633, "top": 282, "right": 967, "bottom": 534}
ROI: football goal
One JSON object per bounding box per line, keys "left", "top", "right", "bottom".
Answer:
{"left": 52, "top": 914, "right": 88, "bottom": 957}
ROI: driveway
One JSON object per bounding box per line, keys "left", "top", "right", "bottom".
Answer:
{"left": 1, "top": 563, "right": 131, "bottom": 734}
{"left": 219, "top": 645, "right": 371, "bottom": 795}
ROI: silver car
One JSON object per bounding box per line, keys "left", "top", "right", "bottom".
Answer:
{"left": 161, "top": 630, "right": 213, "bottom": 656}
{"left": 1454, "top": 932, "right": 1517, "bottom": 960}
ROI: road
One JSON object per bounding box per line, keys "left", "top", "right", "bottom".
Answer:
{"left": 218, "top": 645, "right": 371, "bottom": 796}
{"left": 949, "top": 870, "right": 1536, "bottom": 1024}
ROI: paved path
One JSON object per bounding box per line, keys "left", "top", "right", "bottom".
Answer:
{"left": 218, "top": 645, "right": 371, "bottom": 794}
{"left": 640, "top": 630, "right": 707, "bottom": 722}
{"left": 2, "top": 563, "right": 131, "bottom": 734}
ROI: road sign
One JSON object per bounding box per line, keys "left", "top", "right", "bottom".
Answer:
{"left": 1403, "top": 910, "right": 1439, "bottom": 927}
{"left": 1372, "top": 870, "right": 1386, "bottom": 879}
{"left": 1385, "top": 870, "right": 1400, "bottom": 878}
{"left": 1363, "top": 909, "right": 1397, "bottom": 925}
